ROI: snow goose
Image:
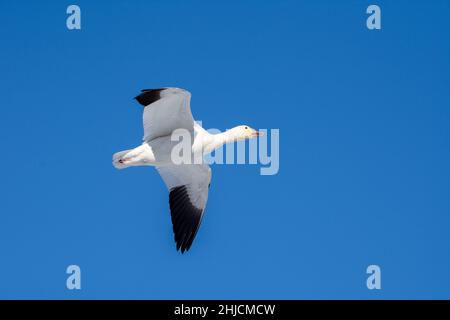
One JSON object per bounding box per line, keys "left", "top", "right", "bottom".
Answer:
{"left": 113, "top": 88, "right": 262, "bottom": 253}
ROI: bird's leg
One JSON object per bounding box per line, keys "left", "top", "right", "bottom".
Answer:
{"left": 118, "top": 154, "right": 136, "bottom": 164}
{"left": 117, "top": 145, "right": 147, "bottom": 165}
{"left": 113, "top": 144, "right": 153, "bottom": 169}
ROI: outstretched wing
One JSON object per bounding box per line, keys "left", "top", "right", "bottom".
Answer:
{"left": 156, "top": 164, "right": 212, "bottom": 253}
{"left": 135, "top": 88, "right": 195, "bottom": 141}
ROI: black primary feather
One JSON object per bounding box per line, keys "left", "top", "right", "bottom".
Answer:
{"left": 134, "top": 88, "right": 166, "bottom": 106}
{"left": 168, "top": 185, "right": 204, "bottom": 253}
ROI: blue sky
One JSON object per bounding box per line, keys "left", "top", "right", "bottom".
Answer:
{"left": 0, "top": 0, "right": 449, "bottom": 299}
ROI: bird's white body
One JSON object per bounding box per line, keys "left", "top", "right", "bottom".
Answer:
{"left": 113, "top": 123, "right": 225, "bottom": 169}
{"left": 113, "top": 87, "right": 261, "bottom": 253}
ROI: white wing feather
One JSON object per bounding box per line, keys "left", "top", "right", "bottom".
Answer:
{"left": 142, "top": 88, "right": 195, "bottom": 141}
{"left": 156, "top": 164, "right": 211, "bottom": 209}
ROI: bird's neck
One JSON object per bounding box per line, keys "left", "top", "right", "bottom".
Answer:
{"left": 206, "top": 130, "right": 236, "bottom": 153}
{"left": 218, "top": 130, "right": 238, "bottom": 144}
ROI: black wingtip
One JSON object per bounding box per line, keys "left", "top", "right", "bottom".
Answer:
{"left": 134, "top": 88, "right": 166, "bottom": 106}
{"left": 169, "top": 186, "right": 204, "bottom": 254}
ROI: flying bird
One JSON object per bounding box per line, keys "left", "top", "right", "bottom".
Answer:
{"left": 113, "top": 88, "right": 262, "bottom": 253}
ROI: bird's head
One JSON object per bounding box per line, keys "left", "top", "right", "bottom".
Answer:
{"left": 228, "top": 125, "right": 264, "bottom": 141}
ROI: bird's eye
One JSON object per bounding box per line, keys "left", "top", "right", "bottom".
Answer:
{"left": 245, "top": 126, "right": 248, "bottom": 129}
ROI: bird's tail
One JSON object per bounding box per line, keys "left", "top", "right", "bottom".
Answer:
{"left": 112, "top": 149, "right": 132, "bottom": 169}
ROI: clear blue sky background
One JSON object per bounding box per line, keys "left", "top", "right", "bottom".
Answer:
{"left": 0, "top": 0, "right": 449, "bottom": 299}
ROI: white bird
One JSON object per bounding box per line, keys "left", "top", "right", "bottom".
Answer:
{"left": 113, "top": 88, "right": 262, "bottom": 253}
